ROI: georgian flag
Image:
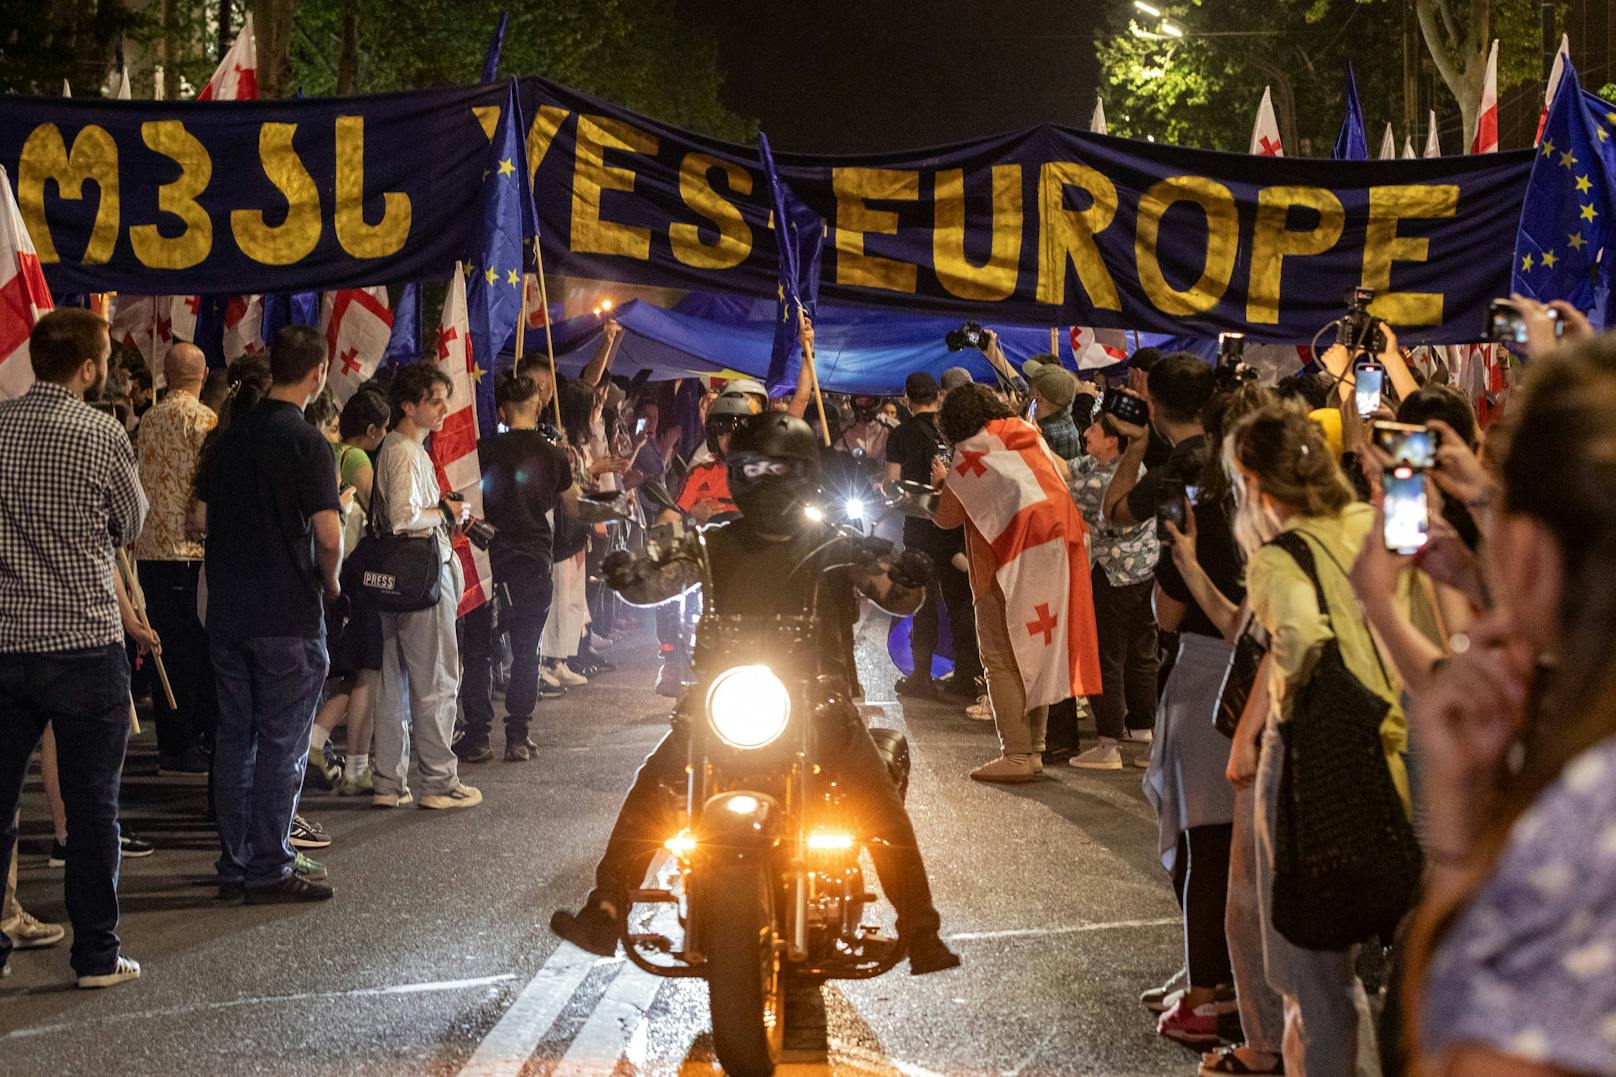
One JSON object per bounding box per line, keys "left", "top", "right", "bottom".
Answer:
{"left": 1068, "top": 325, "right": 1128, "bottom": 371}
{"left": 1536, "top": 34, "right": 1572, "bottom": 146}
{"left": 109, "top": 294, "right": 160, "bottom": 377}
{"left": 429, "top": 266, "right": 492, "bottom": 616}
{"left": 0, "top": 165, "right": 54, "bottom": 399}
{"left": 943, "top": 418, "right": 1101, "bottom": 708}
{"left": 1250, "top": 85, "right": 1284, "bottom": 157}
{"left": 319, "top": 287, "right": 392, "bottom": 404}
{"left": 198, "top": 15, "right": 258, "bottom": 101}
{"left": 1471, "top": 39, "right": 1499, "bottom": 155}
{"left": 222, "top": 293, "right": 265, "bottom": 361}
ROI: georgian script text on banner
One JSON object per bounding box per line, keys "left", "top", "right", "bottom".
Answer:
{"left": 0, "top": 78, "right": 1534, "bottom": 343}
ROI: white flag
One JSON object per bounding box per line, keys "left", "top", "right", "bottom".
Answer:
{"left": 1068, "top": 326, "right": 1128, "bottom": 371}
{"left": 1402, "top": 136, "right": 1416, "bottom": 159}
{"left": 1249, "top": 86, "right": 1283, "bottom": 156}
{"left": 1090, "top": 98, "right": 1107, "bottom": 135}
{"left": 1378, "top": 122, "right": 1397, "bottom": 160}
{"left": 1424, "top": 109, "right": 1441, "bottom": 158}
{"left": 199, "top": 14, "right": 258, "bottom": 101}
{"left": 1470, "top": 39, "right": 1498, "bottom": 154}
{"left": 0, "top": 166, "right": 55, "bottom": 400}
{"left": 319, "top": 287, "right": 392, "bottom": 404}
{"left": 430, "top": 266, "right": 492, "bottom": 616}
{"left": 113, "top": 67, "right": 131, "bottom": 100}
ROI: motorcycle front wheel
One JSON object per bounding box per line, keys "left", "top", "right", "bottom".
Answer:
{"left": 701, "top": 862, "right": 784, "bottom": 1077}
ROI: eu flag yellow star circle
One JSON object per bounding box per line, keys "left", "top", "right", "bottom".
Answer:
{"left": 507, "top": 268, "right": 521, "bottom": 286}
{"left": 498, "top": 158, "right": 515, "bottom": 177}
{"left": 1542, "top": 138, "right": 1556, "bottom": 158}
{"left": 1576, "top": 174, "right": 1593, "bottom": 194}
{"left": 1581, "top": 202, "right": 1600, "bottom": 223}
{"left": 1522, "top": 252, "right": 1535, "bottom": 271}
{"left": 1560, "top": 149, "right": 1579, "bottom": 169}
{"left": 484, "top": 267, "right": 499, "bottom": 285}
{"left": 472, "top": 363, "right": 487, "bottom": 383}
{"left": 1569, "top": 232, "right": 1588, "bottom": 251}
{"left": 1541, "top": 250, "right": 1559, "bottom": 269}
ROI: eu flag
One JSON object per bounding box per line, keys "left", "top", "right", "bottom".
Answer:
{"left": 261, "top": 289, "right": 318, "bottom": 344}
{"left": 758, "top": 131, "right": 825, "bottom": 394}
{"left": 1513, "top": 61, "right": 1616, "bottom": 327}
{"left": 466, "top": 80, "right": 539, "bottom": 434}
{"left": 1333, "top": 63, "right": 1368, "bottom": 162}
{"left": 383, "top": 281, "right": 421, "bottom": 365}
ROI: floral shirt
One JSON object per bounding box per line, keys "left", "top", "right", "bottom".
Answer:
{"left": 1423, "top": 736, "right": 1616, "bottom": 1075}
{"left": 134, "top": 391, "right": 216, "bottom": 561}
{"left": 1067, "top": 454, "right": 1157, "bottom": 587}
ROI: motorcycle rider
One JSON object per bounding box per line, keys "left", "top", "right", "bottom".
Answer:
{"left": 550, "top": 411, "right": 962, "bottom": 976}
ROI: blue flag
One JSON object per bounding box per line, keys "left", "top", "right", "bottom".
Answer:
{"left": 481, "top": 11, "right": 508, "bottom": 84}
{"left": 1513, "top": 62, "right": 1616, "bottom": 328}
{"left": 260, "top": 290, "right": 318, "bottom": 345}
{"left": 758, "top": 131, "right": 825, "bottom": 395}
{"left": 1333, "top": 63, "right": 1368, "bottom": 162}
{"left": 384, "top": 282, "right": 422, "bottom": 365}
{"left": 465, "top": 81, "right": 540, "bottom": 434}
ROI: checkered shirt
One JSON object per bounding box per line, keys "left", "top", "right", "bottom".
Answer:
{"left": 0, "top": 381, "right": 147, "bottom": 653}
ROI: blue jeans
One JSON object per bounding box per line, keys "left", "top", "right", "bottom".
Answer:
{"left": 211, "top": 635, "right": 327, "bottom": 886}
{"left": 0, "top": 644, "right": 131, "bottom": 975}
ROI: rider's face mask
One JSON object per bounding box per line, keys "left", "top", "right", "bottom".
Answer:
{"left": 727, "top": 453, "right": 813, "bottom": 529}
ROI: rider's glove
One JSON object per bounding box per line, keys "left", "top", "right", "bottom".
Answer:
{"left": 889, "top": 548, "right": 934, "bottom": 591}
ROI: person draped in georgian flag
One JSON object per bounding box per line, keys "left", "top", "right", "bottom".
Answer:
{"left": 933, "top": 383, "right": 1101, "bottom": 782}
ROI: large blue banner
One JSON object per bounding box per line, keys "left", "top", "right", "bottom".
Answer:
{"left": 0, "top": 76, "right": 1534, "bottom": 343}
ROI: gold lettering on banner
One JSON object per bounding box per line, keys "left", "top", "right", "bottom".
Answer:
{"left": 472, "top": 106, "right": 501, "bottom": 141}
{"left": 527, "top": 106, "right": 570, "bottom": 178}
{"left": 1135, "top": 176, "right": 1238, "bottom": 316}
{"left": 1246, "top": 186, "right": 1345, "bottom": 324}
{"left": 17, "top": 124, "right": 119, "bottom": 266}
{"left": 230, "top": 123, "right": 321, "bottom": 266}
{"left": 128, "top": 121, "right": 212, "bottom": 270}
{"left": 933, "top": 166, "right": 1022, "bottom": 301}
{"left": 1362, "top": 185, "right": 1458, "bottom": 326}
{"left": 671, "top": 153, "right": 752, "bottom": 269}
{"left": 1035, "top": 162, "right": 1120, "bottom": 310}
{"left": 572, "top": 115, "right": 658, "bottom": 260}
{"left": 334, "top": 116, "right": 412, "bottom": 259}
{"left": 833, "top": 167, "right": 920, "bottom": 293}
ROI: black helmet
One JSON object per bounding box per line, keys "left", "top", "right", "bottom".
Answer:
{"left": 730, "top": 412, "right": 819, "bottom": 467}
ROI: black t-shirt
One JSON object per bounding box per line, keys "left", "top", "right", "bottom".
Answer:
{"left": 1155, "top": 497, "right": 1245, "bottom": 639}
{"left": 884, "top": 411, "right": 952, "bottom": 552}
{"left": 1126, "top": 433, "right": 1207, "bottom": 526}
{"left": 703, "top": 517, "right": 861, "bottom": 684}
{"left": 199, "top": 400, "right": 340, "bottom": 642}
{"left": 1143, "top": 427, "right": 1173, "bottom": 470}
{"left": 476, "top": 428, "right": 572, "bottom": 574}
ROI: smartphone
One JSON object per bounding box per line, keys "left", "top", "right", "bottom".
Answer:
{"left": 1371, "top": 421, "right": 1438, "bottom": 469}
{"left": 1354, "top": 363, "right": 1384, "bottom": 419}
{"left": 1485, "top": 297, "right": 1562, "bottom": 345}
{"left": 1155, "top": 478, "right": 1187, "bottom": 540}
{"left": 634, "top": 417, "right": 648, "bottom": 436}
{"left": 1382, "top": 467, "right": 1429, "bottom": 555}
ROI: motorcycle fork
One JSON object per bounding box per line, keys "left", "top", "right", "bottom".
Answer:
{"left": 786, "top": 757, "right": 809, "bottom": 962}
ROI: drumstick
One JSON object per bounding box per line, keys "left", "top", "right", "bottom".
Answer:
{"left": 117, "top": 550, "right": 177, "bottom": 712}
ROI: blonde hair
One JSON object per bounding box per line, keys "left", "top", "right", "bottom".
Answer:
{"left": 1222, "top": 402, "right": 1354, "bottom": 555}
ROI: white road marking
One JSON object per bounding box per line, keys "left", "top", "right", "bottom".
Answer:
{"left": 556, "top": 963, "right": 665, "bottom": 1075}
{"left": 0, "top": 974, "right": 516, "bottom": 1042}
{"left": 946, "top": 916, "right": 1179, "bottom": 942}
{"left": 456, "top": 946, "right": 608, "bottom": 1077}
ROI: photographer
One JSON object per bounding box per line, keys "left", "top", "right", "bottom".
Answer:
{"left": 457, "top": 374, "right": 581, "bottom": 765}
{"left": 1102, "top": 353, "right": 1215, "bottom": 529}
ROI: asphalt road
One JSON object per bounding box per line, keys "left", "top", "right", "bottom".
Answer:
{"left": 2, "top": 612, "right": 1193, "bottom": 1076}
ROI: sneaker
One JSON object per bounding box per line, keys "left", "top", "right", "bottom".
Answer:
{"left": 294, "top": 852, "right": 328, "bottom": 882}
{"left": 589, "top": 632, "right": 615, "bottom": 652}
{"left": 245, "top": 875, "right": 334, "bottom": 904}
{"left": 337, "top": 769, "right": 375, "bottom": 797}
{"left": 303, "top": 748, "right": 340, "bottom": 790}
{"left": 1200, "top": 1045, "right": 1284, "bottom": 1075}
{"left": 454, "top": 739, "right": 495, "bottom": 764}
{"left": 964, "top": 697, "right": 993, "bottom": 722}
{"left": 1042, "top": 746, "right": 1076, "bottom": 765}
{"left": 969, "top": 754, "right": 1038, "bottom": 783}
{"left": 583, "top": 657, "right": 617, "bottom": 675}
{"left": 372, "top": 789, "right": 414, "bottom": 809}
{"left": 906, "top": 931, "right": 962, "bottom": 975}
{"left": 1127, "top": 728, "right": 1155, "bottom": 744}
{"left": 289, "top": 815, "right": 331, "bottom": 850}
{"left": 419, "top": 784, "right": 483, "bottom": 810}
{"left": 894, "top": 673, "right": 938, "bottom": 700}
{"left": 538, "top": 679, "right": 566, "bottom": 699}
{"left": 1, "top": 908, "right": 66, "bottom": 949}
{"left": 935, "top": 673, "right": 978, "bottom": 700}
{"left": 157, "top": 749, "right": 210, "bottom": 775}
{"left": 47, "top": 838, "right": 67, "bottom": 868}
{"left": 1141, "top": 968, "right": 1188, "bottom": 1012}
{"left": 1158, "top": 997, "right": 1224, "bottom": 1046}
{"left": 504, "top": 741, "right": 532, "bottom": 762}
{"left": 120, "top": 831, "right": 155, "bottom": 858}
{"left": 549, "top": 904, "right": 620, "bottom": 957}
{"left": 1134, "top": 753, "right": 1152, "bottom": 769}
{"left": 1070, "top": 743, "right": 1124, "bottom": 771}
{"left": 78, "top": 955, "right": 141, "bottom": 989}
{"left": 552, "top": 663, "right": 589, "bottom": 687}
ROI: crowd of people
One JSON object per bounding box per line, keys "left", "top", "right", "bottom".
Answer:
{"left": 2, "top": 295, "right": 1613, "bottom": 1077}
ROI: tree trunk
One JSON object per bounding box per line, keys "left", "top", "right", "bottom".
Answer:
{"left": 335, "top": 0, "right": 360, "bottom": 95}
{"left": 217, "top": 0, "right": 232, "bottom": 61}
{"left": 251, "top": 0, "right": 296, "bottom": 97}
{"left": 1413, "top": 0, "right": 1483, "bottom": 151}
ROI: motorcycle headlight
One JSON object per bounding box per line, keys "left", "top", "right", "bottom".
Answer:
{"left": 706, "top": 665, "right": 791, "bottom": 750}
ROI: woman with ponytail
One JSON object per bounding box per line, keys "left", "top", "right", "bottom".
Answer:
{"left": 1403, "top": 339, "right": 1616, "bottom": 1077}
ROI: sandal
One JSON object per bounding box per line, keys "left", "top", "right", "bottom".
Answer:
{"left": 1200, "top": 1046, "right": 1283, "bottom": 1076}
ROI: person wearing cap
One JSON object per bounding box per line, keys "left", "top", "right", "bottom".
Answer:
{"left": 940, "top": 367, "right": 975, "bottom": 394}
{"left": 1022, "top": 355, "right": 1083, "bottom": 460}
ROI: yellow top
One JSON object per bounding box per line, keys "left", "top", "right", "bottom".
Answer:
{"left": 1245, "top": 501, "right": 1410, "bottom": 814}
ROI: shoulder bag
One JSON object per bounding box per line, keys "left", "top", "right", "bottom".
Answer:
{"left": 347, "top": 440, "right": 442, "bottom": 612}
{"left": 1214, "top": 614, "right": 1268, "bottom": 739}
{"left": 1266, "top": 529, "right": 1423, "bottom": 951}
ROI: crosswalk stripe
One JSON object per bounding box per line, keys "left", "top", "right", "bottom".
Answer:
{"left": 556, "top": 962, "right": 667, "bottom": 1074}
{"left": 456, "top": 945, "right": 605, "bottom": 1077}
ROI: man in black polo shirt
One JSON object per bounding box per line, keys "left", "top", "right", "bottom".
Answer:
{"left": 1102, "top": 352, "right": 1214, "bottom": 531}
{"left": 195, "top": 326, "right": 341, "bottom": 904}
{"left": 456, "top": 374, "right": 580, "bottom": 764}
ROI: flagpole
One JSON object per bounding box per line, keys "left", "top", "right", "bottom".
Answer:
{"left": 531, "top": 238, "right": 563, "bottom": 431}
{"left": 512, "top": 263, "right": 528, "bottom": 375}
{"left": 798, "top": 305, "right": 830, "bottom": 447}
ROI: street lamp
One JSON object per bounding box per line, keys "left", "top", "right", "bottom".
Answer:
{"left": 1160, "top": 20, "right": 1184, "bottom": 37}
{"left": 1134, "top": 1, "right": 1162, "bottom": 15}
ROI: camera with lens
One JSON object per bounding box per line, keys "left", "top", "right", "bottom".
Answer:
{"left": 464, "top": 518, "right": 497, "bottom": 551}
{"left": 945, "top": 321, "right": 990, "bottom": 352}
{"left": 1337, "top": 286, "right": 1387, "bottom": 355}
{"left": 1098, "top": 386, "right": 1150, "bottom": 428}
{"left": 1212, "top": 331, "right": 1257, "bottom": 390}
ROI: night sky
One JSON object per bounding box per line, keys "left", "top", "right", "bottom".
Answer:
{"left": 678, "top": 0, "right": 1106, "bottom": 154}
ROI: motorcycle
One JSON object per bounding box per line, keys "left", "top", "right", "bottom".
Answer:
{"left": 613, "top": 501, "right": 920, "bottom": 1077}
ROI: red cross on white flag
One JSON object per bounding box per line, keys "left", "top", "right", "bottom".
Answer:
{"left": 1068, "top": 325, "right": 1128, "bottom": 371}
{"left": 0, "top": 165, "right": 54, "bottom": 400}
{"left": 1471, "top": 39, "right": 1499, "bottom": 155}
{"left": 429, "top": 266, "right": 491, "bottom": 616}
{"left": 222, "top": 294, "right": 265, "bottom": 362}
{"left": 1249, "top": 85, "right": 1284, "bottom": 157}
{"left": 319, "top": 286, "right": 392, "bottom": 404}
{"left": 198, "top": 15, "right": 258, "bottom": 101}
{"left": 1536, "top": 34, "right": 1572, "bottom": 146}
